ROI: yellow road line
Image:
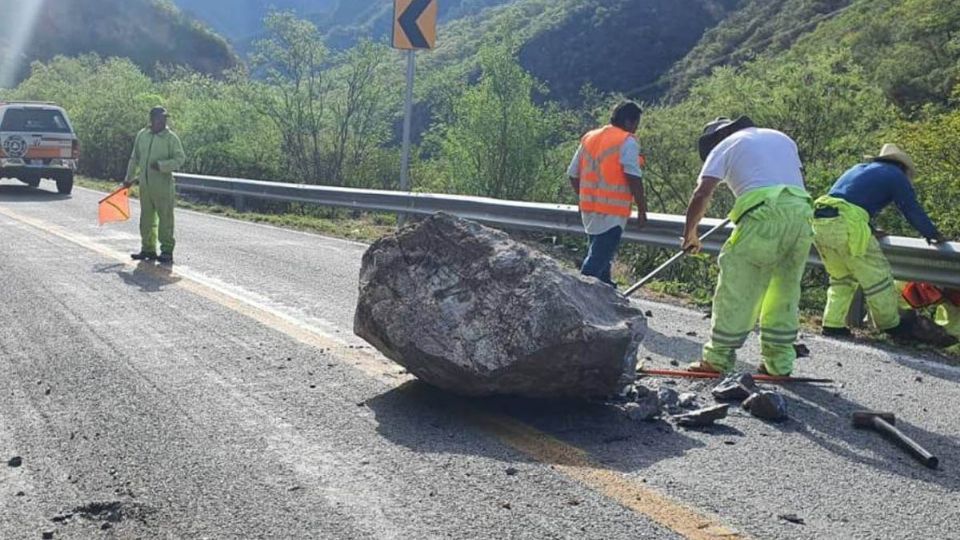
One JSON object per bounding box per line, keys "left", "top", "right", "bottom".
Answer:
{"left": 0, "top": 205, "right": 747, "bottom": 540}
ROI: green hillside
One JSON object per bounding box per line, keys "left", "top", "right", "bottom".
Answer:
{"left": 666, "top": 0, "right": 960, "bottom": 109}
{"left": 0, "top": 0, "right": 237, "bottom": 87}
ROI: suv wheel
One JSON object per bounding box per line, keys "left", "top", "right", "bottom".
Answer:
{"left": 55, "top": 171, "right": 74, "bottom": 195}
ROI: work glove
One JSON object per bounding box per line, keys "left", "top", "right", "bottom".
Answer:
{"left": 150, "top": 161, "right": 161, "bottom": 171}
{"left": 122, "top": 179, "right": 134, "bottom": 188}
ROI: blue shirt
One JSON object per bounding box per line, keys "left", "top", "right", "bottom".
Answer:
{"left": 829, "top": 162, "right": 939, "bottom": 239}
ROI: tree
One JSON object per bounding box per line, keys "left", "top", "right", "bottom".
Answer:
{"left": 242, "top": 11, "right": 332, "bottom": 184}
{"left": 329, "top": 40, "right": 396, "bottom": 188}
{"left": 10, "top": 55, "right": 157, "bottom": 179}
{"left": 427, "top": 42, "right": 572, "bottom": 201}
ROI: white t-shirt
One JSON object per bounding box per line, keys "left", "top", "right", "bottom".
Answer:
{"left": 699, "top": 127, "right": 805, "bottom": 197}
{"left": 567, "top": 135, "right": 642, "bottom": 235}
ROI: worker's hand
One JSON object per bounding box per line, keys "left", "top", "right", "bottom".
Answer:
{"left": 927, "top": 234, "right": 948, "bottom": 246}
{"left": 681, "top": 230, "right": 702, "bottom": 254}
{"left": 150, "top": 162, "right": 160, "bottom": 171}
{"left": 122, "top": 180, "right": 133, "bottom": 189}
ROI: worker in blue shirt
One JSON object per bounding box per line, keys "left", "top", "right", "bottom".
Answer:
{"left": 813, "top": 144, "right": 947, "bottom": 339}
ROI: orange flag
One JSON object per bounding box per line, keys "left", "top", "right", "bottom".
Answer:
{"left": 98, "top": 186, "right": 130, "bottom": 226}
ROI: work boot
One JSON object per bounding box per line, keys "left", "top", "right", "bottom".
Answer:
{"left": 884, "top": 318, "right": 917, "bottom": 344}
{"left": 910, "top": 316, "right": 959, "bottom": 348}
{"left": 157, "top": 253, "right": 174, "bottom": 265}
{"left": 821, "top": 326, "right": 852, "bottom": 338}
{"left": 687, "top": 360, "right": 723, "bottom": 374}
{"left": 131, "top": 251, "right": 157, "bottom": 261}
{"left": 758, "top": 364, "right": 792, "bottom": 378}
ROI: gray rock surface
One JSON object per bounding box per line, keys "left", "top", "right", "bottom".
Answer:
{"left": 743, "top": 391, "right": 789, "bottom": 422}
{"left": 674, "top": 405, "right": 729, "bottom": 427}
{"left": 354, "top": 214, "right": 647, "bottom": 398}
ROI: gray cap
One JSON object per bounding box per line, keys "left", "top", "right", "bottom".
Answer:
{"left": 150, "top": 106, "right": 168, "bottom": 119}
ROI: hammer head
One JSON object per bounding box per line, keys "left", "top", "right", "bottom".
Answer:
{"left": 852, "top": 411, "right": 896, "bottom": 427}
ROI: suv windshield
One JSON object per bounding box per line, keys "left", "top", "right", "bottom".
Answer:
{"left": 1, "top": 108, "right": 71, "bottom": 133}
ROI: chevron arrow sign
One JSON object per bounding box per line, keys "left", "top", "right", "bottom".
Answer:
{"left": 393, "top": 0, "right": 438, "bottom": 50}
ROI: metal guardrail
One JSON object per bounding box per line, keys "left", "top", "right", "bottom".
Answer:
{"left": 174, "top": 173, "right": 960, "bottom": 288}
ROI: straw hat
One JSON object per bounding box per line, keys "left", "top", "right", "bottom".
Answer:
{"left": 698, "top": 116, "right": 755, "bottom": 161}
{"left": 866, "top": 144, "right": 916, "bottom": 178}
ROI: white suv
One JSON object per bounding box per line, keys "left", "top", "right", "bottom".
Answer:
{"left": 0, "top": 101, "right": 79, "bottom": 194}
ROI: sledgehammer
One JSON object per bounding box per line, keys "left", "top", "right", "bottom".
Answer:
{"left": 852, "top": 411, "right": 939, "bottom": 469}
{"left": 624, "top": 218, "right": 732, "bottom": 298}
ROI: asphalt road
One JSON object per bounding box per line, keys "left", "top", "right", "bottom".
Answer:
{"left": 2, "top": 180, "right": 959, "bottom": 540}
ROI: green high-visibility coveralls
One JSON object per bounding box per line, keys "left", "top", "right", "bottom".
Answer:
{"left": 812, "top": 196, "right": 900, "bottom": 331}
{"left": 125, "top": 128, "right": 186, "bottom": 256}
{"left": 703, "top": 186, "right": 814, "bottom": 376}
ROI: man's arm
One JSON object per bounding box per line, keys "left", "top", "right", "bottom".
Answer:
{"left": 626, "top": 174, "right": 647, "bottom": 227}
{"left": 157, "top": 133, "right": 186, "bottom": 174}
{"left": 567, "top": 144, "right": 583, "bottom": 198}
{"left": 620, "top": 137, "right": 647, "bottom": 226}
{"left": 123, "top": 132, "right": 141, "bottom": 187}
{"left": 681, "top": 176, "right": 721, "bottom": 253}
{"left": 892, "top": 173, "right": 943, "bottom": 243}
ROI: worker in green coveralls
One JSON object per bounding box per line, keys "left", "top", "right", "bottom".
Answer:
{"left": 682, "top": 117, "right": 813, "bottom": 377}
{"left": 813, "top": 144, "right": 946, "bottom": 339}
{"left": 124, "top": 106, "right": 186, "bottom": 265}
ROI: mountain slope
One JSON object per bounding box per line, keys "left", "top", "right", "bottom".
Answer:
{"left": 664, "top": 0, "right": 854, "bottom": 99}
{"left": 416, "top": 0, "right": 737, "bottom": 104}
{"left": 173, "top": 0, "right": 337, "bottom": 42}
{"left": 666, "top": 0, "right": 960, "bottom": 108}
{"left": 0, "top": 0, "right": 238, "bottom": 87}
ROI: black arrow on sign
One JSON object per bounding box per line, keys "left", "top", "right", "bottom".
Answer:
{"left": 398, "top": 0, "right": 432, "bottom": 48}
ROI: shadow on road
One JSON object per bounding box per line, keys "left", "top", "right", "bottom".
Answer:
{"left": 366, "top": 380, "right": 705, "bottom": 473}
{"left": 640, "top": 328, "right": 703, "bottom": 364}
{"left": 0, "top": 183, "right": 70, "bottom": 202}
{"left": 94, "top": 261, "right": 181, "bottom": 293}
{"left": 781, "top": 382, "right": 960, "bottom": 489}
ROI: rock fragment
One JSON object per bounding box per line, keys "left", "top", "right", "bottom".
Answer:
{"left": 8, "top": 456, "right": 22, "bottom": 467}
{"left": 657, "top": 387, "right": 680, "bottom": 412}
{"left": 743, "top": 391, "right": 789, "bottom": 422}
{"left": 678, "top": 393, "right": 699, "bottom": 409}
{"left": 778, "top": 513, "right": 805, "bottom": 525}
{"left": 622, "top": 390, "right": 661, "bottom": 422}
{"left": 674, "top": 404, "right": 729, "bottom": 427}
{"left": 712, "top": 373, "right": 757, "bottom": 402}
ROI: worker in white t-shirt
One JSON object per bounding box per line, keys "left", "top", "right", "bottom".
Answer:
{"left": 682, "top": 117, "right": 814, "bottom": 377}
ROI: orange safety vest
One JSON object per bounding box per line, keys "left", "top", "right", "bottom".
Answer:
{"left": 578, "top": 125, "right": 640, "bottom": 218}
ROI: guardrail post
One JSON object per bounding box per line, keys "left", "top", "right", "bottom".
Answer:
{"left": 846, "top": 288, "right": 868, "bottom": 328}
{"left": 234, "top": 194, "right": 247, "bottom": 213}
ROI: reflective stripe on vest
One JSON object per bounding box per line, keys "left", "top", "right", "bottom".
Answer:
{"left": 579, "top": 126, "right": 634, "bottom": 218}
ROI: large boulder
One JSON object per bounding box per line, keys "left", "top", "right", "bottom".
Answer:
{"left": 353, "top": 213, "right": 647, "bottom": 398}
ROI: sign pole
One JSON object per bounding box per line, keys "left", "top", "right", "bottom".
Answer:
{"left": 398, "top": 50, "right": 416, "bottom": 227}
{"left": 400, "top": 50, "right": 415, "bottom": 192}
{"left": 394, "top": 0, "right": 437, "bottom": 227}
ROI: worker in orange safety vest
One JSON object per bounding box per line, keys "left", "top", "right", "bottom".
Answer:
{"left": 567, "top": 101, "right": 648, "bottom": 286}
